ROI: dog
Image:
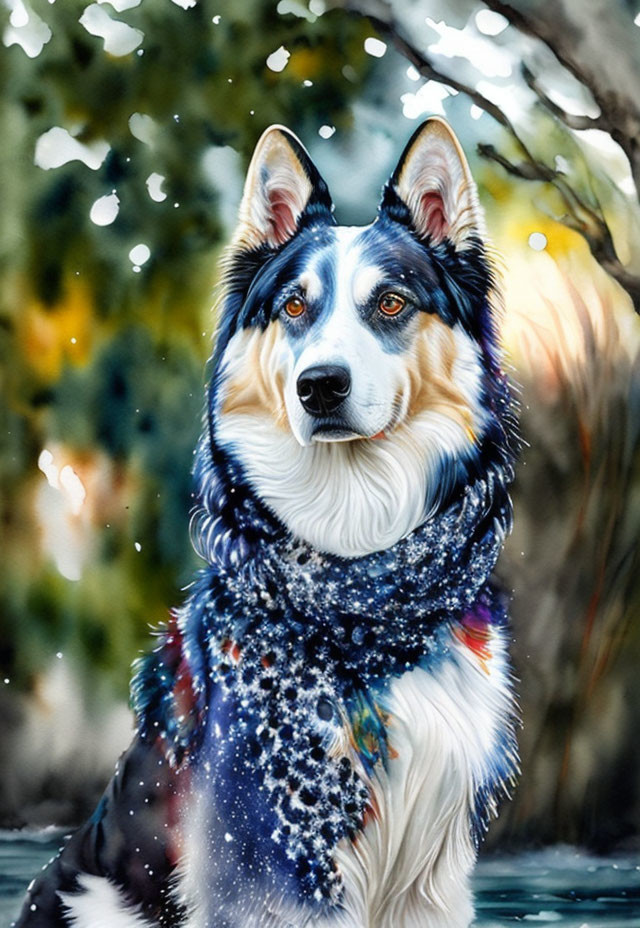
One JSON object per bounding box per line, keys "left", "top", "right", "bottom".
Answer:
{"left": 16, "top": 117, "right": 518, "bottom": 928}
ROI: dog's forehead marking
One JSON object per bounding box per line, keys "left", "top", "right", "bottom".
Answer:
{"left": 352, "top": 265, "right": 384, "bottom": 305}
{"left": 299, "top": 268, "right": 323, "bottom": 301}
{"left": 332, "top": 225, "right": 384, "bottom": 309}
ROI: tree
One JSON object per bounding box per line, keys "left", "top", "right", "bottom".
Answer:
{"left": 340, "top": 0, "right": 640, "bottom": 311}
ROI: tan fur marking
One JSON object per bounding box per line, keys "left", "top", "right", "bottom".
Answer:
{"left": 221, "top": 323, "right": 288, "bottom": 427}
{"left": 405, "top": 315, "right": 476, "bottom": 440}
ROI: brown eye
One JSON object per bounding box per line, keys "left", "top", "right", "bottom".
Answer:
{"left": 284, "top": 296, "right": 306, "bottom": 318}
{"left": 379, "top": 293, "right": 405, "bottom": 316}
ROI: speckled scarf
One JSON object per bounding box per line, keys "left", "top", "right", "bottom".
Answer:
{"left": 132, "top": 433, "right": 515, "bottom": 911}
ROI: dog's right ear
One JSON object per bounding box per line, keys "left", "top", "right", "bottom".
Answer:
{"left": 379, "top": 117, "right": 484, "bottom": 250}
{"left": 232, "top": 126, "right": 334, "bottom": 252}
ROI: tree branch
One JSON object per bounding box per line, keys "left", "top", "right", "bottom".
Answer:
{"left": 478, "top": 145, "right": 640, "bottom": 311}
{"left": 338, "top": 0, "right": 640, "bottom": 313}
{"left": 520, "top": 64, "right": 603, "bottom": 132}
{"left": 481, "top": 0, "right": 640, "bottom": 200}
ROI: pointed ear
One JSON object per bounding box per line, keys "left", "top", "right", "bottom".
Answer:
{"left": 233, "top": 125, "right": 334, "bottom": 251}
{"left": 382, "top": 117, "right": 484, "bottom": 249}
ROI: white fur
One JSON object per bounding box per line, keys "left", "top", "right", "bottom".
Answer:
{"left": 59, "top": 874, "right": 154, "bottom": 928}
{"left": 178, "top": 626, "right": 513, "bottom": 927}
{"left": 284, "top": 228, "right": 415, "bottom": 448}
{"left": 216, "top": 224, "right": 487, "bottom": 557}
{"left": 216, "top": 314, "right": 486, "bottom": 557}
{"left": 333, "top": 626, "right": 513, "bottom": 928}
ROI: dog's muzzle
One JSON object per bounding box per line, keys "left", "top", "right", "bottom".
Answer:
{"left": 296, "top": 364, "right": 351, "bottom": 417}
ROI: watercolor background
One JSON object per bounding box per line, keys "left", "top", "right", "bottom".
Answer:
{"left": 1, "top": 0, "right": 639, "bottom": 859}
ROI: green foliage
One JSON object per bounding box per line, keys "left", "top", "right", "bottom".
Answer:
{"left": 0, "top": 0, "right": 373, "bottom": 696}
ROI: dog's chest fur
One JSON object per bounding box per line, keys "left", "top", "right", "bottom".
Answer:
{"left": 178, "top": 625, "right": 511, "bottom": 928}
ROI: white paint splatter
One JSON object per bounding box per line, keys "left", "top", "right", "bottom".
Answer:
{"left": 35, "top": 127, "right": 110, "bottom": 171}
{"left": 98, "top": 0, "right": 141, "bottom": 10}
{"left": 266, "top": 45, "right": 290, "bottom": 72}
{"left": 575, "top": 128, "right": 625, "bottom": 157}
{"left": 537, "top": 83, "right": 600, "bottom": 118}
{"left": 170, "top": 0, "right": 196, "bottom": 8}
{"left": 318, "top": 125, "right": 335, "bottom": 139}
{"left": 59, "top": 465, "right": 87, "bottom": 515}
{"left": 426, "top": 16, "right": 513, "bottom": 79}
{"left": 3, "top": 1, "right": 52, "bottom": 58}
{"left": 10, "top": 2, "right": 29, "bottom": 27}
{"left": 475, "top": 10, "right": 508, "bottom": 36}
{"left": 276, "top": 0, "right": 316, "bottom": 22}
{"left": 470, "top": 104, "right": 483, "bottom": 120}
{"left": 90, "top": 193, "right": 120, "bottom": 226}
{"left": 79, "top": 4, "right": 144, "bottom": 56}
{"left": 37, "top": 448, "right": 89, "bottom": 580}
{"left": 475, "top": 79, "right": 523, "bottom": 122}
{"left": 146, "top": 172, "right": 167, "bottom": 202}
{"left": 401, "top": 80, "right": 454, "bottom": 119}
{"left": 38, "top": 449, "right": 59, "bottom": 489}
{"left": 364, "top": 37, "right": 386, "bottom": 58}
{"left": 128, "top": 112, "right": 157, "bottom": 146}
{"left": 134, "top": 542, "right": 142, "bottom": 552}
{"left": 129, "top": 243, "right": 150, "bottom": 266}
{"left": 406, "top": 65, "right": 420, "bottom": 82}
{"left": 528, "top": 232, "right": 547, "bottom": 252}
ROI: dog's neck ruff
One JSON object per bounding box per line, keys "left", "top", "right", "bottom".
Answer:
{"left": 186, "top": 424, "right": 514, "bottom": 684}
{"left": 207, "top": 450, "right": 507, "bottom": 620}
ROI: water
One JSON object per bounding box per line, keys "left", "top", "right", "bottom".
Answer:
{"left": 1, "top": 832, "right": 638, "bottom": 926}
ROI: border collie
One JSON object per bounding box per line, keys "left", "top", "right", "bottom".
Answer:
{"left": 16, "top": 117, "right": 519, "bottom": 928}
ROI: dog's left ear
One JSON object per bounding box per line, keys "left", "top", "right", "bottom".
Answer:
{"left": 233, "top": 125, "right": 334, "bottom": 252}
{"left": 380, "top": 117, "right": 484, "bottom": 249}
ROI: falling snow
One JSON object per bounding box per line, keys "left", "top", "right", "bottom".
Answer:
{"left": 90, "top": 192, "right": 120, "bottom": 226}
{"left": 528, "top": 232, "right": 548, "bottom": 252}
{"left": 34, "top": 127, "right": 110, "bottom": 171}
{"left": 363, "top": 37, "right": 387, "bottom": 58}
{"left": 266, "top": 45, "right": 290, "bottom": 72}
{"left": 129, "top": 243, "right": 151, "bottom": 266}
{"left": 145, "top": 172, "right": 167, "bottom": 202}
{"left": 3, "top": 1, "right": 52, "bottom": 57}
{"left": 79, "top": 4, "right": 144, "bottom": 56}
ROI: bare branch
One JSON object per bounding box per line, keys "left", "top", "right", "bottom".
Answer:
{"left": 481, "top": 0, "right": 640, "bottom": 199}
{"left": 338, "top": 0, "right": 640, "bottom": 313}
{"left": 520, "top": 64, "right": 603, "bottom": 132}
{"left": 478, "top": 145, "right": 640, "bottom": 313}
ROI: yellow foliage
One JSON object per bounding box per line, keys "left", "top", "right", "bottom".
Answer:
{"left": 19, "top": 278, "right": 94, "bottom": 381}
{"left": 490, "top": 209, "right": 640, "bottom": 392}
{"left": 287, "top": 48, "right": 323, "bottom": 80}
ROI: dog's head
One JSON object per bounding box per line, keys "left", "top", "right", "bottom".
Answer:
{"left": 208, "top": 119, "right": 508, "bottom": 557}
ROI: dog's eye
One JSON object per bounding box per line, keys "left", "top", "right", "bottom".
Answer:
{"left": 284, "top": 296, "right": 306, "bottom": 318}
{"left": 378, "top": 293, "right": 405, "bottom": 316}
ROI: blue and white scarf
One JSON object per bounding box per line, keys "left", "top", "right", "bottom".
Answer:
{"left": 132, "top": 407, "right": 516, "bottom": 909}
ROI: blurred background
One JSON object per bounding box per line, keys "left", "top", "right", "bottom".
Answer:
{"left": 1, "top": 0, "right": 639, "bottom": 857}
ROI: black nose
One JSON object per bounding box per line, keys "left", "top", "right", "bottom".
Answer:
{"left": 296, "top": 364, "right": 351, "bottom": 416}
